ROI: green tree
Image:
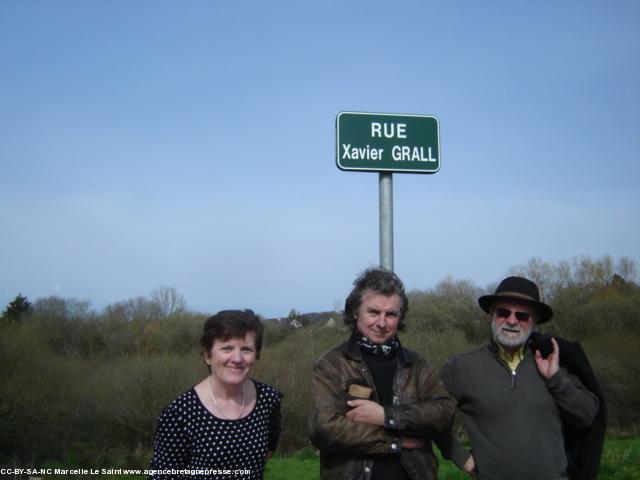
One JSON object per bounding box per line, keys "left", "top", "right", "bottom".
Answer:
{"left": 1, "top": 293, "right": 32, "bottom": 323}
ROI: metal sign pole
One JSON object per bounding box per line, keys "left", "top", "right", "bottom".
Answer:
{"left": 379, "top": 172, "right": 394, "bottom": 271}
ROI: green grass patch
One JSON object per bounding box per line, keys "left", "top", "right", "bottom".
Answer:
{"left": 263, "top": 446, "right": 467, "bottom": 480}
{"left": 264, "top": 438, "right": 640, "bottom": 480}
{"left": 598, "top": 437, "right": 640, "bottom": 480}
{"left": 264, "top": 447, "right": 319, "bottom": 480}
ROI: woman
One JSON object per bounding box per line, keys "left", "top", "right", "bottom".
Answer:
{"left": 150, "top": 310, "right": 282, "bottom": 479}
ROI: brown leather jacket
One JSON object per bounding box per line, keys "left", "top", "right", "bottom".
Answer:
{"left": 309, "top": 334, "right": 455, "bottom": 480}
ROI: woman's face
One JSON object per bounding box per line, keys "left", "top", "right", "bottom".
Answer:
{"left": 204, "top": 332, "right": 257, "bottom": 386}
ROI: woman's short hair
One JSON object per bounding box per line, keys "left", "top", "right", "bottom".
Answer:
{"left": 200, "top": 309, "right": 264, "bottom": 359}
{"left": 343, "top": 268, "right": 409, "bottom": 331}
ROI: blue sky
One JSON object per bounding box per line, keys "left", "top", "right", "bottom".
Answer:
{"left": 1, "top": 0, "right": 639, "bottom": 318}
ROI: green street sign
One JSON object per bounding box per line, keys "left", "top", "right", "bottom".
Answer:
{"left": 336, "top": 112, "right": 440, "bottom": 173}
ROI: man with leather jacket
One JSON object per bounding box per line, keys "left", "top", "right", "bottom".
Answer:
{"left": 309, "top": 268, "right": 455, "bottom": 480}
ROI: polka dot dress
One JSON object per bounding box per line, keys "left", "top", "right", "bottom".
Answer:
{"left": 150, "top": 380, "right": 282, "bottom": 479}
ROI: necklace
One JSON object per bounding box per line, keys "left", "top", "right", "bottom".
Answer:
{"left": 209, "top": 377, "right": 245, "bottom": 420}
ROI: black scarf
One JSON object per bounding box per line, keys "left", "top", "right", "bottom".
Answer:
{"left": 356, "top": 333, "right": 399, "bottom": 357}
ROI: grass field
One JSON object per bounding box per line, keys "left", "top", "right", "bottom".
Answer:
{"left": 5, "top": 437, "right": 638, "bottom": 479}
{"left": 264, "top": 437, "right": 640, "bottom": 480}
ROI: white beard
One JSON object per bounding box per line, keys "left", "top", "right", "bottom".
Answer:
{"left": 491, "top": 318, "right": 532, "bottom": 349}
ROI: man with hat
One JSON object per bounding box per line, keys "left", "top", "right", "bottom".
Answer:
{"left": 437, "top": 276, "right": 600, "bottom": 480}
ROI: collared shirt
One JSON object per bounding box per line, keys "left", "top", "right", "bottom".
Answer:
{"left": 498, "top": 344, "right": 525, "bottom": 373}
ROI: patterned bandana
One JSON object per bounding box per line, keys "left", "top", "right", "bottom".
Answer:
{"left": 357, "top": 333, "right": 400, "bottom": 357}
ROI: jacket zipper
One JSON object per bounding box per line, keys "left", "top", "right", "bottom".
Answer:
{"left": 496, "top": 355, "right": 518, "bottom": 390}
{"left": 508, "top": 354, "right": 528, "bottom": 389}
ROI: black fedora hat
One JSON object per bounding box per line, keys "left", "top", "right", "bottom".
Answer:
{"left": 478, "top": 276, "right": 553, "bottom": 324}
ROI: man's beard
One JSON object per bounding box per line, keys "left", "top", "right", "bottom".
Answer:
{"left": 491, "top": 319, "right": 533, "bottom": 349}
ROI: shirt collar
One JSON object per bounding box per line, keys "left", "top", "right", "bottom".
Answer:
{"left": 497, "top": 343, "right": 525, "bottom": 372}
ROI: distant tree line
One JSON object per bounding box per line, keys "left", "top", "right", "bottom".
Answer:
{"left": 1, "top": 256, "right": 638, "bottom": 469}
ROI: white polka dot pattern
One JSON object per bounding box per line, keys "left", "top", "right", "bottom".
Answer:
{"left": 149, "top": 380, "right": 282, "bottom": 479}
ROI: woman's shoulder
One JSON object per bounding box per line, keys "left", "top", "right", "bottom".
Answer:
{"left": 159, "top": 387, "right": 199, "bottom": 417}
{"left": 253, "top": 380, "right": 283, "bottom": 402}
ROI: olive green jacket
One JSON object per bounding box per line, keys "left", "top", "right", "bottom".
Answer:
{"left": 309, "top": 334, "right": 455, "bottom": 480}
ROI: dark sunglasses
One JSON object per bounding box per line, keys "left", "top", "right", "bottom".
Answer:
{"left": 494, "top": 308, "right": 532, "bottom": 322}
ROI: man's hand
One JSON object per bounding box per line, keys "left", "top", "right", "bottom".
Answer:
{"left": 535, "top": 336, "right": 560, "bottom": 379}
{"left": 345, "top": 399, "right": 385, "bottom": 426}
{"left": 400, "top": 436, "right": 425, "bottom": 450}
{"left": 462, "top": 454, "right": 476, "bottom": 476}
